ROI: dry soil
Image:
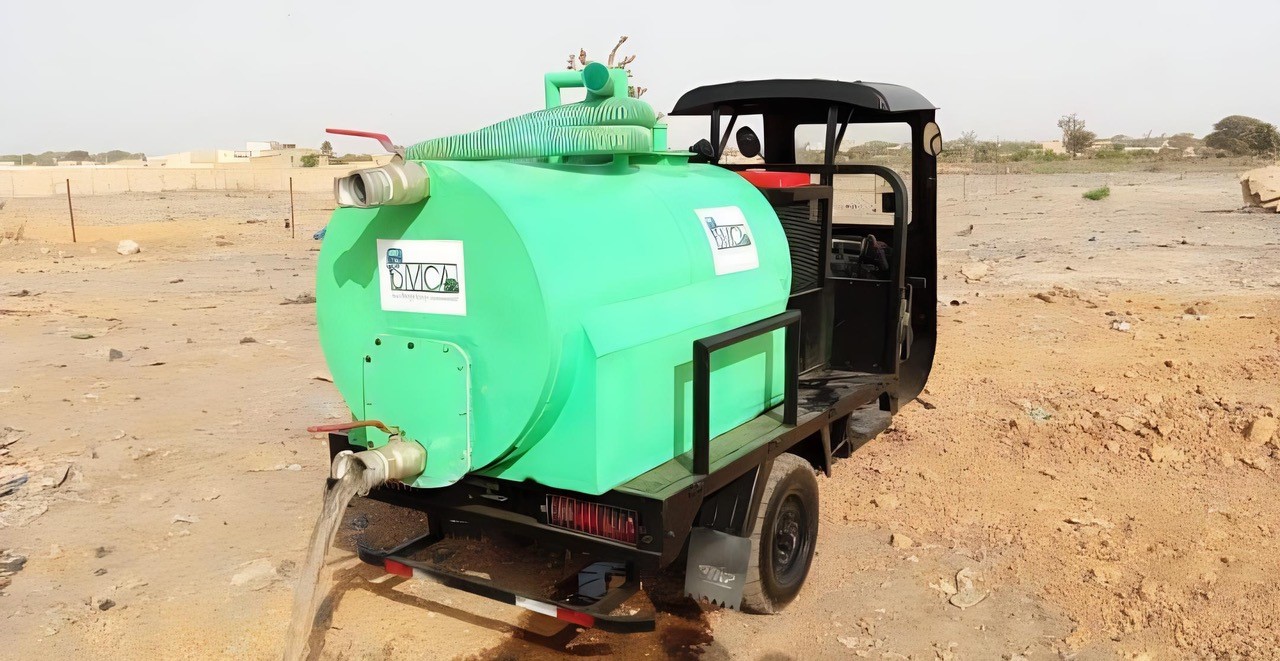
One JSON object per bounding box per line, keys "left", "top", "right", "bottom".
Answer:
{"left": 1, "top": 170, "right": 1278, "bottom": 659}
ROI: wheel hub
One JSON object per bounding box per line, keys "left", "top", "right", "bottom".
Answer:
{"left": 775, "top": 512, "right": 800, "bottom": 565}
{"left": 772, "top": 494, "right": 808, "bottom": 581}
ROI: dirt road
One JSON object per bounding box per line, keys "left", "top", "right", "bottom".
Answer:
{"left": 1, "top": 170, "right": 1278, "bottom": 659}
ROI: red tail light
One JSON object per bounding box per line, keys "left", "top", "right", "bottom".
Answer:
{"left": 546, "top": 495, "right": 638, "bottom": 545}
{"left": 384, "top": 558, "right": 414, "bottom": 577}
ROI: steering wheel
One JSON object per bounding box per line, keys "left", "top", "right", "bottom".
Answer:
{"left": 858, "top": 234, "right": 890, "bottom": 275}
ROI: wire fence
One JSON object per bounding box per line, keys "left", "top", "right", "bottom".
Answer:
{"left": 0, "top": 166, "right": 351, "bottom": 198}
{"left": 0, "top": 185, "right": 337, "bottom": 243}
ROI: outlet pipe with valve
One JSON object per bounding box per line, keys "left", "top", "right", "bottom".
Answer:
{"left": 307, "top": 420, "right": 428, "bottom": 492}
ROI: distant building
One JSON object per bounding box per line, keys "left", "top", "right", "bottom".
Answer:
{"left": 244, "top": 141, "right": 297, "bottom": 156}
{"left": 148, "top": 141, "right": 320, "bottom": 168}
{"left": 130, "top": 139, "right": 377, "bottom": 170}
{"left": 148, "top": 150, "right": 246, "bottom": 167}
{"left": 244, "top": 141, "right": 276, "bottom": 155}
{"left": 1040, "top": 140, "right": 1065, "bottom": 154}
{"left": 1123, "top": 140, "right": 1172, "bottom": 152}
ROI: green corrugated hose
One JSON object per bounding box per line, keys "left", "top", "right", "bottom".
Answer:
{"left": 407, "top": 63, "right": 658, "bottom": 161}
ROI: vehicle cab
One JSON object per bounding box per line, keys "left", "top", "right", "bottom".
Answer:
{"left": 670, "top": 79, "right": 940, "bottom": 402}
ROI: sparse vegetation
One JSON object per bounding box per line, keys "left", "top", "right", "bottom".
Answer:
{"left": 299, "top": 154, "right": 319, "bottom": 168}
{"left": 950, "top": 130, "right": 978, "bottom": 160}
{"left": 1058, "top": 114, "right": 1096, "bottom": 156}
{"left": 1082, "top": 186, "right": 1111, "bottom": 200}
{"left": 934, "top": 137, "right": 1067, "bottom": 164}
{"left": 0, "top": 150, "right": 145, "bottom": 165}
{"left": 1204, "top": 115, "right": 1280, "bottom": 157}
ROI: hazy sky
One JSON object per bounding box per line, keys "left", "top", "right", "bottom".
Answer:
{"left": 3, "top": 0, "right": 1277, "bottom": 156}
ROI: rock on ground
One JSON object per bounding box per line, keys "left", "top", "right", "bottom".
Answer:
{"left": 1240, "top": 166, "right": 1280, "bottom": 212}
{"left": 230, "top": 558, "right": 279, "bottom": 591}
{"left": 1245, "top": 416, "right": 1277, "bottom": 447}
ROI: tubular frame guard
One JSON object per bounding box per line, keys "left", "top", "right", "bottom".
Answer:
{"left": 356, "top": 533, "right": 656, "bottom": 633}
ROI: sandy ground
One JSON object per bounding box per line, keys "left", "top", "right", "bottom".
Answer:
{"left": 1, "top": 170, "right": 1278, "bottom": 659}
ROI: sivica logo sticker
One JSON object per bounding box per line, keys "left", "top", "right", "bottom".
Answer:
{"left": 697, "top": 564, "right": 737, "bottom": 586}
{"left": 377, "top": 239, "right": 466, "bottom": 315}
{"left": 386, "top": 253, "right": 460, "bottom": 294}
{"left": 704, "top": 217, "right": 753, "bottom": 249}
{"left": 695, "top": 206, "right": 758, "bottom": 275}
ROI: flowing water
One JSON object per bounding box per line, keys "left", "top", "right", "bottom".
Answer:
{"left": 282, "top": 464, "right": 380, "bottom": 660}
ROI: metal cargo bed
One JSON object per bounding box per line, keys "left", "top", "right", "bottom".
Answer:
{"left": 618, "top": 369, "right": 889, "bottom": 500}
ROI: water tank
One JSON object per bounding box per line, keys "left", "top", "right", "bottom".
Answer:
{"left": 316, "top": 69, "right": 792, "bottom": 495}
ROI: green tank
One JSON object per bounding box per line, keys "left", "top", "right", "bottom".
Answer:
{"left": 316, "top": 64, "right": 791, "bottom": 495}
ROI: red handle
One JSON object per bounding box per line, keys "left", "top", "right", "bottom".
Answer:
{"left": 325, "top": 128, "right": 398, "bottom": 155}
{"left": 307, "top": 419, "right": 394, "bottom": 434}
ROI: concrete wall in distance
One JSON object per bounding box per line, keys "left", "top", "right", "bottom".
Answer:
{"left": 0, "top": 158, "right": 393, "bottom": 198}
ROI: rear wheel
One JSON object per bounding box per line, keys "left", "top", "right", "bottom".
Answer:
{"left": 741, "top": 453, "right": 819, "bottom": 614}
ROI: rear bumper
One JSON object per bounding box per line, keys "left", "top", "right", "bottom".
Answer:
{"left": 329, "top": 432, "right": 671, "bottom": 571}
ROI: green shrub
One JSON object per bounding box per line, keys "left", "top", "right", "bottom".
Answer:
{"left": 1092, "top": 149, "right": 1131, "bottom": 160}
{"left": 1082, "top": 186, "right": 1110, "bottom": 201}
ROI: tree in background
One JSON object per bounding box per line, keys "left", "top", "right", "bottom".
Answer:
{"left": 1204, "top": 115, "right": 1280, "bottom": 157}
{"left": 0, "top": 150, "right": 144, "bottom": 165}
{"left": 1057, "top": 114, "right": 1096, "bottom": 157}
{"left": 1166, "top": 133, "right": 1199, "bottom": 151}
{"left": 320, "top": 141, "right": 333, "bottom": 157}
{"left": 951, "top": 130, "right": 978, "bottom": 160}
{"left": 564, "top": 36, "right": 647, "bottom": 99}
{"left": 99, "top": 149, "right": 142, "bottom": 163}
{"left": 300, "top": 154, "right": 319, "bottom": 168}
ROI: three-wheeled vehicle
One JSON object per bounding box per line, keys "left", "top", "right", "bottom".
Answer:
{"left": 324, "top": 75, "right": 939, "bottom": 632}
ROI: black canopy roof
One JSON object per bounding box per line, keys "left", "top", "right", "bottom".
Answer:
{"left": 669, "top": 79, "right": 935, "bottom": 121}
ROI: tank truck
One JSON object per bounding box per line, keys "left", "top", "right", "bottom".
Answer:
{"left": 309, "top": 62, "right": 939, "bottom": 629}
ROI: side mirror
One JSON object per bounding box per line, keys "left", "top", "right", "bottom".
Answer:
{"left": 922, "top": 122, "right": 942, "bottom": 156}
{"left": 736, "top": 127, "right": 761, "bottom": 159}
{"left": 688, "top": 139, "right": 714, "bottom": 163}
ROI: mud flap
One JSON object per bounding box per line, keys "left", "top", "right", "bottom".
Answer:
{"left": 684, "top": 527, "right": 751, "bottom": 609}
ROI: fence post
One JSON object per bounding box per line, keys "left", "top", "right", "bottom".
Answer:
{"left": 65, "top": 179, "right": 77, "bottom": 243}
{"left": 289, "top": 177, "right": 295, "bottom": 239}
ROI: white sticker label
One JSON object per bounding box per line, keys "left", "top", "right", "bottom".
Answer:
{"left": 695, "top": 206, "right": 759, "bottom": 275}
{"left": 377, "top": 239, "right": 466, "bottom": 315}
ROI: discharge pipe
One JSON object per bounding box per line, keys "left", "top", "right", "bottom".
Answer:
{"left": 330, "top": 439, "right": 427, "bottom": 492}
{"left": 334, "top": 160, "right": 430, "bottom": 208}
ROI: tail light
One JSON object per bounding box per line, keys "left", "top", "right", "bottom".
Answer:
{"left": 546, "top": 495, "right": 638, "bottom": 545}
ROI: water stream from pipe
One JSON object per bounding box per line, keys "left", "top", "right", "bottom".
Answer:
{"left": 282, "top": 462, "right": 380, "bottom": 660}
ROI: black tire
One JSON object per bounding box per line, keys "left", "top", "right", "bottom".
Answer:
{"left": 740, "top": 453, "right": 819, "bottom": 614}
